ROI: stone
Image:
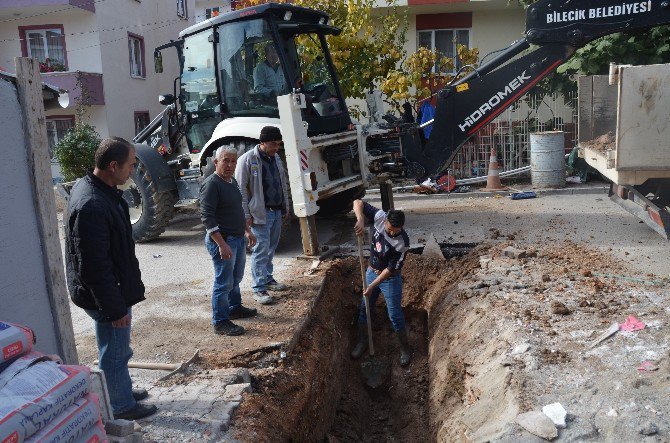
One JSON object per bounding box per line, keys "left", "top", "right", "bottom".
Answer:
{"left": 515, "top": 411, "right": 558, "bottom": 440}
{"left": 108, "top": 433, "right": 143, "bottom": 443}
{"left": 640, "top": 422, "right": 658, "bottom": 436}
{"left": 551, "top": 301, "right": 571, "bottom": 315}
{"left": 512, "top": 343, "right": 531, "bottom": 355}
{"left": 542, "top": 403, "right": 567, "bottom": 428}
{"left": 503, "top": 246, "right": 527, "bottom": 259}
{"left": 422, "top": 234, "right": 444, "bottom": 260}
{"left": 105, "top": 419, "right": 136, "bottom": 437}
{"left": 607, "top": 409, "right": 618, "bottom": 417}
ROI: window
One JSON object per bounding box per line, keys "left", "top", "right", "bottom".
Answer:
{"left": 177, "top": 0, "right": 187, "bottom": 19}
{"left": 46, "top": 116, "right": 75, "bottom": 160}
{"left": 418, "top": 29, "right": 470, "bottom": 73}
{"left": 205, "top": 7, "right": 221, "bottom": 19}
{"left": 19, "top": 25, "right": 67, "bottom": 71}
{"left": 134, "top": 111, "right": 150, "bottom": 135}
{"left": 128, "top": 33, "right": 145, "bottom": 78}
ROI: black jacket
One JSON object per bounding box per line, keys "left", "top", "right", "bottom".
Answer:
{"left": 65, "top": 173, "right": 145, "bottom": 321}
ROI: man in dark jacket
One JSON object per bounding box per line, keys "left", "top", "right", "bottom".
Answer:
{"left": 65, "top": 137, "right": 157, "bottom": 420}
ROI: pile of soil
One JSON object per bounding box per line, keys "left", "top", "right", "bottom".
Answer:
{"left": 582, "top": 132, "right": 615, "bottom": 153}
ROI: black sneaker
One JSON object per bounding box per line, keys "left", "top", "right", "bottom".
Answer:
{"left": 214, "top": 320, "right": 245, "bottom": 336}
{"left": 229, "top": 305, "right": 258, "bottom": 320}
{"left": 132, "top": 388, "right": 149, "bottom": 401}
{"left": 114, "top": 403, "right": 158, "bottom": 420}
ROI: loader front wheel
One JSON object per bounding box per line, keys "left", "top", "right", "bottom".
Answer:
{"left": 120, "top": 159, "right": 177, "bottom": 242}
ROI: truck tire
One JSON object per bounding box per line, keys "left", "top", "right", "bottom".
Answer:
{"left": 316, "top": 185, "right": 366, "bottom": 217}
{"left": 120, "top": 158, "right": 177, "bottom": 242}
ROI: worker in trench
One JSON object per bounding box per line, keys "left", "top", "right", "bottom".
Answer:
{"left": 352, "top": 199, "right": 412, "bottom": 366}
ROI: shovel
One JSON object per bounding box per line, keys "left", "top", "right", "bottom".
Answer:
{"left": 357, "top": 234, "right": 388, "bottom": 388}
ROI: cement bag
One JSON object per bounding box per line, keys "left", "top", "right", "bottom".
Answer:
{"left": 0, "top": 362, "right": 90, "bottom": 443}
{"left": 25, "top": 393, "right": 103, "bottom": 443}
{"left": 0, "top": 352, "right": 56, "bottom": 391}
{"left": 77, "top": 419, "right": 106, "bottom": 443}
{"left": 0, "top": 322, "right": 35, "bottom": 372}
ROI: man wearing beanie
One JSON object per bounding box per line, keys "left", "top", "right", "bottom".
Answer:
{"left": 235, "top": 126, "right": 291, "bottom": 305}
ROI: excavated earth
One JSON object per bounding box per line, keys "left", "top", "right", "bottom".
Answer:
{"left": 221, "top": 241, "right": 669, "bottom": 442}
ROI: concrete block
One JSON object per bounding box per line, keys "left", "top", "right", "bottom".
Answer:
{"left": 422, "top": 234, "right": 444, "bottom": 260}
{"left": 503, "top": 246, "right": 527, "bottom": 259}
{"left": 223, "top": 383, "right": 252, "bottom": 401}
{"left": 90, "top": 369, "right": 114, "bottom": 423}
{"left": 105, "top": 419, "right": 135, "bottom": 437}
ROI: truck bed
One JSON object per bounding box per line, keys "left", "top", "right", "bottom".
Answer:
{"left": 578, "top": 64, "right": 670, "bottom": 186}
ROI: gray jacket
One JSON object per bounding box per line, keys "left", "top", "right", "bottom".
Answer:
{"left": 235, "top": 145, "right": 290, "bottom": 225}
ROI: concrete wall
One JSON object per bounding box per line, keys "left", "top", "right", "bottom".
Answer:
{"left": 0, "top": 79, "right": 60, "bottom": 355}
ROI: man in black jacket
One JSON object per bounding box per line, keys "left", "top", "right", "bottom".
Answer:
{"left": 65, "top": 137, "right": 157, "bottom": 420}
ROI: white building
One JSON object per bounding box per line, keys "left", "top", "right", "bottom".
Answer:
{"left": 0, "top": 0, "right": 197, "bottom": 179}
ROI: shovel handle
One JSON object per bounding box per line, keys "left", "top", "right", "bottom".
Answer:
{"left": 357, "top": 234, "right": 375, "bottom": 356}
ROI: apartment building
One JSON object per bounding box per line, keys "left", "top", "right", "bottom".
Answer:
{"left": 0, "top": 0, "right": 197, "bottom": 179}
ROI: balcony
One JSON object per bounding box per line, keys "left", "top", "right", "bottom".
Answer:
{"left": 41, "top": 71, "right": 104, "bottom": 106}
{"left": 0, "top": 1, "right": 95, "bottom": 15}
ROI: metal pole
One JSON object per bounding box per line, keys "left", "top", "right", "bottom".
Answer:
{"left": 380, "top": 182, "right": 394, "bottom": 211}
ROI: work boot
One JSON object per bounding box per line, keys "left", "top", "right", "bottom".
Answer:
{"left": 253, "top": 291, "right": 276, "bottom": 305}
{"left": 114, "top": 403, "right": 158, "bottom": 421}
{"left": 214, "top": 320, "right": 244, "bottom": 336}
{"left": 350, "top": 323, "right": 368, "bottom": 360}
{"left": 267, "top": 280, "right": 288, "bottom": 291}
{"left": 396, "top": 330, "right": 411, "bottom": 367}
{"left": 132, "top": 388, "right": 149, "bottom": 402}
{"left": 229, "top": 305, "right": 258, "bottom": 319}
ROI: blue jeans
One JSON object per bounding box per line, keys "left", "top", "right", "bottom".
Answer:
{"left": 358, "top": 268, "right": 406, "bottom": 331}
{"left": 84, "top": 307, "right": 135, "bottom": 414}
{"left": 205, "top": 233, "right": 246, "bottom": 326}
{"left": 250, "top": 209, "right": 282, "bottom": 292}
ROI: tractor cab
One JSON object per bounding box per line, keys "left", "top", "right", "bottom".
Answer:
{"left": 158, "top": 3, "right": 351, "bottom": 154}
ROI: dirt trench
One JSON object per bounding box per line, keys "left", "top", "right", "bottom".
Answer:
{"left": 229, "top": 247, "right": 508, "bottom": 442}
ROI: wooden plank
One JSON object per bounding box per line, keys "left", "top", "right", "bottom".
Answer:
{"left": 15, "top": 57, "right": 78, "bottom": 364}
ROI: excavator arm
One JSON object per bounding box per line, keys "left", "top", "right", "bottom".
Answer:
{"left": 406, "top": 0, "right": 669, "bottom": 179}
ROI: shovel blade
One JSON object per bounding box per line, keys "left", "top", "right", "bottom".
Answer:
{"left": 361, "top": 357, "right": 388, "bottom": 389}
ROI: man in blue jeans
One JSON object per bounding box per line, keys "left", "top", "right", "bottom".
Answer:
{"left": 65, "top": 137, "right": 157, "bottom": 420}
{"left": 201, "top": 146, "right": 258, "bottom": 336}
{"left": 236, "top": 126, "right": 291, "bottom": 305}
{"left": 351, "top": 199, "right": 411, "bottom": 366}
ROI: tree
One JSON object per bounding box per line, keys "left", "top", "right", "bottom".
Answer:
{"left": 53, "top": 72, "right": 101, "bottom": 181}
{"left": 238, "top": 0, "right": 479, "bottom": 115}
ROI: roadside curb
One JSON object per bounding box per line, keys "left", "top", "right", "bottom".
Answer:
{"left": 368, "top": 185, "right": 609, "bottom": 202}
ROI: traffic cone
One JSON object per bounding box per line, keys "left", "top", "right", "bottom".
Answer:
{"left": 484, "top": 147, "right": 505, "bottom": 191}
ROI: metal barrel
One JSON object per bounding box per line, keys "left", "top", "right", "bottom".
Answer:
{"left": 530, "top": 131, "right": 566, "bottom": 188}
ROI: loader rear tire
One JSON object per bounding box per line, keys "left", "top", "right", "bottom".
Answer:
{"left": 120, "top": 159, "right": 177, "bottom": 243}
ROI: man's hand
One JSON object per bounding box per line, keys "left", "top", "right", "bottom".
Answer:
{"left": 363, "top": 285, "right": 375, "bottom": 298}
{"left": 218, "top": 242, "right": 233, "bottom": 260}
{"left": 112, "top": 313, "right": 131, "bottom": 328}
{"left": 354, "top": 218, "right": 365, "bottom": 236}
{"left": 246, "top": 231, "right": 257, "bottom": 248}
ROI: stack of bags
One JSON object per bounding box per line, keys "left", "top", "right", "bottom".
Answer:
{"left": 0, "top": 321, "right": 107, "bottom": 443}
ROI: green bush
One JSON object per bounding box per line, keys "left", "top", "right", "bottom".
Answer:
{"left": 53, "top": 124, "right": 101, "bottom": 182}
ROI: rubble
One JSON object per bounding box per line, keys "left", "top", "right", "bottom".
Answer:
{"left": 542, "top": 403, "right": 567, "bottom": 428}
{"left": 502, "top": 246, "right": 527, "bottom": 259}
{"left": 515, "top": 411, "right": 558, "bottom": 440}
